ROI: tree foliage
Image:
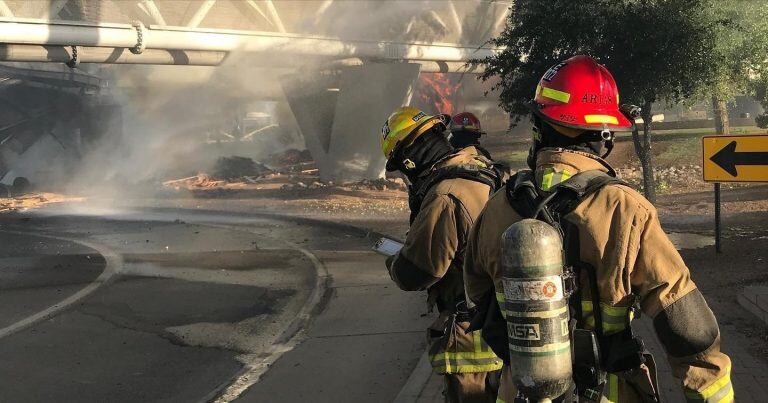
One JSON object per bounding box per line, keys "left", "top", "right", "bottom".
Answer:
{"left": 704, "top": 1, "right": 768, "bottom": 133}
{"left": 474, "top": 0, "right": 768, "bottom": 201}
{"left": 477, "top": 0, "right": 721, "bottom": 124}
{"left": 708, "top": 1, "right": 768, "bottom": 94}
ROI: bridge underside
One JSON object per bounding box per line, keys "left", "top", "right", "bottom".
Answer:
{"left": 0, "top": 0, "right": 509, "bottom": 182}
{"left": 283, "top": 62, "right": 421, "bottom": 181}
{"left": 0, "top": 63, "right": 120, "bottom": 186}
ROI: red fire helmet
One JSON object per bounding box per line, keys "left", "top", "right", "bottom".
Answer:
{"left": 532, "top": 55, "right": 633, "bottom": 134}
{"left": 449, "top": 112, "right": 485, "bottom": 134}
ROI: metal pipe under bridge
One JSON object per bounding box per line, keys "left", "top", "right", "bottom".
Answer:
{"left": 0, "top": 18, "right": 500, "bottom": 68}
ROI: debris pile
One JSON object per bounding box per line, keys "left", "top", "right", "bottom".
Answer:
{"left": 270, "top": 149, "right": 313, "bottom": 168}
{"left": 213, "top": 156, "right": 273, "bottom": 180}
{"left": 0, "top": 192, "right": 84, "bottom": 213}
{"left": 348, "top": 178, "right": 407, "bottom": 191}
{"left": 160, "top": 150, "right": 409, "bottom": 199}
{"left": 162, "top": 174, "right": 228, "bottom": 190}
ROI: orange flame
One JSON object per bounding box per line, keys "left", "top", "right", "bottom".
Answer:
{"left": 414, "top": 73, "right": 461, "bottom": 115}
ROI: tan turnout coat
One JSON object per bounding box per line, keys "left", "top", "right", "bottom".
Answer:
{"left": 464, "top": 148, "right": 733, "bottom": 402}
{"left": 388, "top": 146, "right": 503, "bottom": 374}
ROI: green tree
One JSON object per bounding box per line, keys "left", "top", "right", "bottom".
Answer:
{"left": 756, "top": 77, "right": 768, "bottom": 129}
{"left": 476, "top": 0, "right": 722, "bottom": 202}
{"left": 708, "top": 1, "right": 768, "bottom": 134}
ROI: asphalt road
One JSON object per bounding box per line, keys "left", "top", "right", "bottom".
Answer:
{"left": 0, "top": 207, "right": 430, "bottom": 402}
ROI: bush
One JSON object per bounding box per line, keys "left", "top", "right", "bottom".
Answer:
{"left": 756, "top": 113, "right": 768, "bottom": 129}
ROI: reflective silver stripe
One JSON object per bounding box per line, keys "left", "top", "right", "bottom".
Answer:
{"left": 684, "top": 366, "right": 734, "bottom": 402}
{"left": 504, "top": 305, "right": 568, "bottom": 318}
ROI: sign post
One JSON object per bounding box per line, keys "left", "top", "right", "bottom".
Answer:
{"left": 703, "top": 134, "right": 768, "bottom": 253}
{"left": 714, "top": 182, "right": 721, "bottom": 253}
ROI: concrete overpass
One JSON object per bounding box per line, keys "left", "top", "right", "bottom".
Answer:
{"left": 0, "top": 0, "right": 509, "bottom": 182}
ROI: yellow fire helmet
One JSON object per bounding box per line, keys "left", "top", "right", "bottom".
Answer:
{"left": 381, "top": 106, "right": 444, "bottom": 160}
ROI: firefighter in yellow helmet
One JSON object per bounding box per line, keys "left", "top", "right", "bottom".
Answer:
{"left": 464, "top": 55, "right": 733, "bottom": 402}
{"left": 381, "top": 106, "right": 506, "bottom": 402}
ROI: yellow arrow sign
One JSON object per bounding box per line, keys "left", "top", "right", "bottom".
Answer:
{"left": 702, "top": 135, "right": 768, "bottom": 182}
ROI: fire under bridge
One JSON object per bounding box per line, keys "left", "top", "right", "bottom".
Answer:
{"left": 0, "top": 0, "right": 508, "bottom": 182}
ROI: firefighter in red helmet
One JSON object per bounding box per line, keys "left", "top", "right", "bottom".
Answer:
{"left": 464, "top": 55, "right": 733, "bottom": 402}
{"left": 449, "top": 112, "right": 497, "bottom": 160}
{"left": 449, "top": 112, "right": 485, "bottom": 147}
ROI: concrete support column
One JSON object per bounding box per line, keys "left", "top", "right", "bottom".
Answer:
{"left": 282, "top": 62, "right": 421, "bottom": 182}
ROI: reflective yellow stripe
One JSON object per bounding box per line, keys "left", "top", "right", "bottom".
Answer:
{"left": 431, "top": 351, "right": 499, "bottom": 361}
{"left": 431, "top": 354, "right": 503, "bottom": 373}
{"left": 495, "top": 291, "right": 506, "bottom": 319}
{"left": 684, "top": 365, "right": 733, "bottom": 402}
{"left": 430, "top": 329, "right": 503, "bottom": 373}
{"left": 582, "top": 301, "right": 630, "bottom": 317}
{"left": 433, "top": 362, "right": 504, "bottom": 373}
{"left": 581, "top": 301, "right": 632, "bottom": 334}
{"left": 474, "top": 327, "right": 483, "bottom": 354}
{"left": 607, "top": 373, "right": 619, "bottom": 402}
{"left": 584, "top": 114, "right": 619, "bottom": 124}
{"left": 541, "top": 167, "right": 555, "bottom": 191}
{"left": 540, "top": 86, "right": 571, "bottom": 103}
{"left": 540, "top": 167, "right": 572, "bottom": 191}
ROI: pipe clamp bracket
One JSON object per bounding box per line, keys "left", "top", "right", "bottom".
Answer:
{"left": 65, "top": 46, "right": 80, "bottom": 68}
{"left": 131, "top": 21, "right": 146, "bottom": 54}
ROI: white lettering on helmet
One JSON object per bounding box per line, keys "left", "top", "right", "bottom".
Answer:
{"left": 542, "top": 61, "right": 567, "bottom": 82}
{"left": 382, "top": 121, "right": 390, "bottom": 139}
{"left": 412, "top": 112, "right": 426, "bottom": 122}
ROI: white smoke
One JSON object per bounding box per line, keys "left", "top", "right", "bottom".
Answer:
{"left": 51, "top": 0, "right": 505, "bottom": 196}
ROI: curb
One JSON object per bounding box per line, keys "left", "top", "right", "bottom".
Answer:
{"left": 180, "top": 221, "right": 331, "bottom": 403}
{"left": 394, "top": 350, "right": 433, "bottom": 403}
{"left": 737, "top": 285, "right": 768, "bottom": 326}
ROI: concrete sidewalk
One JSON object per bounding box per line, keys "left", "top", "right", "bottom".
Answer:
{"left": 237, "top": 248, "right": 434, "bottom": 402}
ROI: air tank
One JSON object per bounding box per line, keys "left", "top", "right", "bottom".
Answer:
{"left": 501, "top": 219, "right": 572, "bottom": 401}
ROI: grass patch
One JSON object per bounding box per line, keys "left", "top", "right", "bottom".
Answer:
{"left": 619, "top": 126, "right": 766, "bottom": 167}
{"left": 655, "top": 136, "right": 701, "bottom": 166}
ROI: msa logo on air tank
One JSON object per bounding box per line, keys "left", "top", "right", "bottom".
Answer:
{"left": 509, "top": 323, "right": 541, "bottom": 340}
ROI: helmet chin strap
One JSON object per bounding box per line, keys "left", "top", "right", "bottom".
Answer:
{"left": 601, "top": 139, "right": 614, "bottom": 159}
{"left": 599, "top": 127, "right": 614, "bottom": 159}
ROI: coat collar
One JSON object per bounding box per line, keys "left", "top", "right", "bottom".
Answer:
{"left": 534, "top": 148, "right": 616, "bottom": 191}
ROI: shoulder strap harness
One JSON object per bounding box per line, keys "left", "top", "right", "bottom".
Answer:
{"left": 408, "top": 156, "right": 508, "bottom": 224}
{"left": 473, "top": 169, "right": 651, "bottom": 395}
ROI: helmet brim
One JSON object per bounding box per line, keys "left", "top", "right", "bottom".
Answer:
{"left": 530, "top": 101, "right": 634, "bottom": 133}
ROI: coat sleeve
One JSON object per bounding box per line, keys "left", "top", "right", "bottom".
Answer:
{"left": 463, "top": 206, "right": 495, "bottom": 306}
{"left": 631, "top": 207, "right": 733, "bottom": 403}
{"left": 387, "top": 194, "right": 462, "bottom": 291}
